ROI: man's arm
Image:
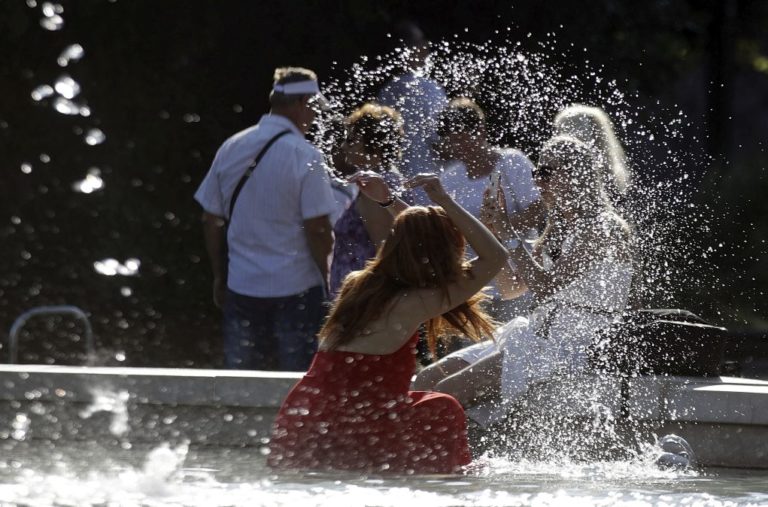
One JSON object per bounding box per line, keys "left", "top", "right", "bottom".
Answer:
{"left": 202, "top": 211, "right": 227, "bottom": 308}
{"left": 303, "top": 214, "right": 333, "bottom": 292}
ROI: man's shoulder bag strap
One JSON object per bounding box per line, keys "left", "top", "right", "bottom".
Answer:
{"left": 227, "top": 129, "right": 291, "bottom": 222}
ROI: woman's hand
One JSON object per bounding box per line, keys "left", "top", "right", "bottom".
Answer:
{"left": 348, "top": 170, "right": 391, "bottom": 203}
{"left": 479, "top": 185, "right": 511, "bottom": 238}
{"left": 406, "top": 173, "right": 450, "bottom": 206}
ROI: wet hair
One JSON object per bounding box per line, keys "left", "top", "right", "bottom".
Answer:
{"left": 553, "top": 105, "right": 630, "bottom": 197}
{"left": 269, "top": 67, "right": 318, "bottom": 108}
{"left": 320, "top": 206, "right": 495, "bottom": 355}
{"left": 437, "top": 97, "right": 486, "bottom": 137}
{"left": 345, "top": 103, "right": 405, "bottom": 167}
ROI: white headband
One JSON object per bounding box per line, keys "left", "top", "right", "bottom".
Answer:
{"left": 272, "top": 79, "right": 320, "bottom": 95}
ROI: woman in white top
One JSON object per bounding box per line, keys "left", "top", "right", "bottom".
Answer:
{"left": 413, "top": 135, "right": 634, "bottom": 426}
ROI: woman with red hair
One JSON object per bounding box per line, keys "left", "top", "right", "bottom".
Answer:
{"left": 268, "top": 173, "right": 507, "bottom": 474}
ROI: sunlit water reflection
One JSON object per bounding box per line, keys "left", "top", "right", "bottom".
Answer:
{"left": 0, "top": 441, "right": 764, "bottom": 506}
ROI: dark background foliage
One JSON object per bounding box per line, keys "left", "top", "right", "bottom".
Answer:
{"left": 0, "top": 0, "right": 766, "bottom": 367}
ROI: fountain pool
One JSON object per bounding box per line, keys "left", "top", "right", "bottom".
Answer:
{"left": 0, "top": 365, "right": 767, "bottom": 506}
{"left": 1, "top": 440, "right": 768, "bottom": 506}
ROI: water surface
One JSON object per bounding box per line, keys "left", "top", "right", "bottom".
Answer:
{"left": 0, "top": 441, "right": 765, "bottom": 506}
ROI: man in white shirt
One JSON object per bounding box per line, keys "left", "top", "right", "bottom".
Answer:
{"left": 194, "top": 67, "right": 336, "bottom": 371}
{"left": 436, "top": 97, "right": 544, "bottom": 321}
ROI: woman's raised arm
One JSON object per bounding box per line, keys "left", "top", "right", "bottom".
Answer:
{"left": 407, "top": 174, "right": 507, "bottom": 319}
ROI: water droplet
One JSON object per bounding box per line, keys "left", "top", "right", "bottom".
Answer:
{"left": 53, "top": 96, "right": 81, "bottom": 115}
{"left": 31, "top": 84, "right": 54, "bottom": 101}
{"left": 40, "top": 14, "right": 63, "bottom": 31}
{"left": 57, "top": 44, "right": 84, "bottom": 67}
{"left": 72, "top": 167, "right": 104, "bottom": 194}
{"left": 84, "top": 128, "right": 105, "bottom": 145}
{"left": 54, "top": 75, "right": 80, "bottom": 99}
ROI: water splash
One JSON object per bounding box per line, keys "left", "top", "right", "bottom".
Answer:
{"left": 318, "top": 38, "right": 712, "bottom": 312}
{"left": 134, "top": 442, "right": 190, "bottom": 496}
{"left": 79, "top": 387, "right": 130, "bottom": 436}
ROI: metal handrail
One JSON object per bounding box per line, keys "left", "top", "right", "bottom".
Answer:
{"left": 8, "top": 305, "right": 94, "bottom": 365}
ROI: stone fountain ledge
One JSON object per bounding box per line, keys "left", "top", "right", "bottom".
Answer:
{"left": 0, "top": 364, "right": 302, "bottom": 407}
{"left": 0, "top": 365, "right": 766, "bottom": 467}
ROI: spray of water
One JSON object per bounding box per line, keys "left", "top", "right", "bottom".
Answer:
{"left": 79, "top": 387, "right": 130, "bottom": 436}
{"left": 313, "top": 37, "right": 715, "bottom": 466}
{"left": 317, "top": 37, "right": 713, "bottom": 307}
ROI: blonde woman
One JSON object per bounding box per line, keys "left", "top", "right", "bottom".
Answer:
{"left": 414, "top": 136, "right": 634, "bottom": 426}
{"left": 553, "top": 104, "right": 630, "bottom": 204}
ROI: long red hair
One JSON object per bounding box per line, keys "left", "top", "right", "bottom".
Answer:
{"left": 320, "top": 206, "right": 495, "bottom": 354}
